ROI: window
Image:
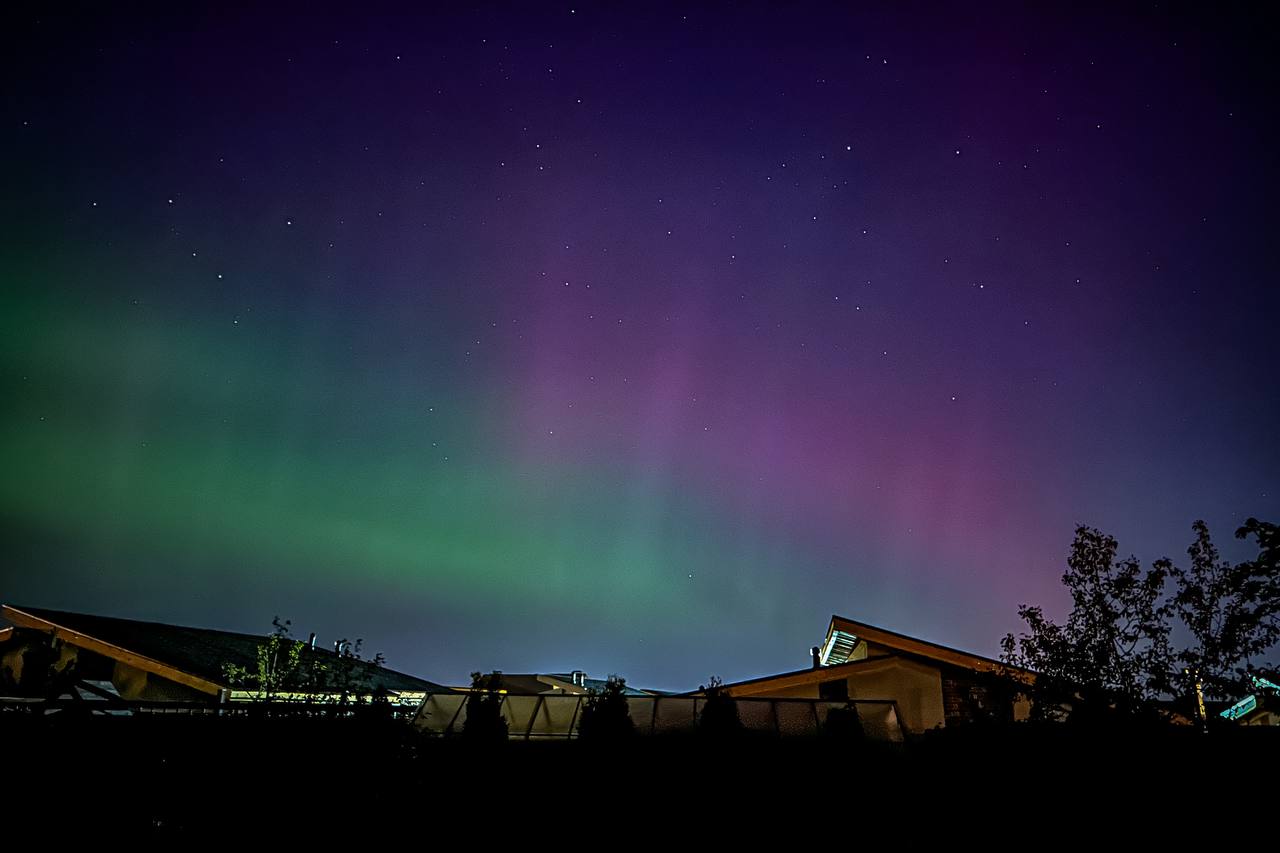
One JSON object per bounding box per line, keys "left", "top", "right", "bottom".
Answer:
{"left": 819, "top": 678, "right": 848, "bottom": 701}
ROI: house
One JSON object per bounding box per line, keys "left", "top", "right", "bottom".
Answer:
{"left": 1219, "top": 675, "right": 1279, "bottom": 726}
{"left": 1, "top": 603, "right": 1026, "bottom": 738}
{"left": 417, "top": 617, "right": 1032, "bottom": 740}
{"left": 0, "top": 604, "right": 451, "bottom": 707}
{"left": 690, "top": 614, "right": 1034, "bottom": 735}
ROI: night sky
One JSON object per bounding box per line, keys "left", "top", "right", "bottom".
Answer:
{"left": 3, "top": 3, "right": 1277, "bottom": 691}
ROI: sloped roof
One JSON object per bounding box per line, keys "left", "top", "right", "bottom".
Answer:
{"left": 2, "top": 604, "right": 450, "bottom": 697}
{"left": 466, "top": 672, "right": 660, "bottom": 696}
{"left": 684, "top": 654, "right": 908, "bottom": 697}
{"left": 824, "top": 614, "right": 1034, "bottom": 679}
{"left": 545, "top": 674, "right": 662, "bottom": 696}
{"left": 468, "top": 673, "right": 568, "bottom": 695}
{"left": 696, "top": 616, "right": 1035, "bottom": 697}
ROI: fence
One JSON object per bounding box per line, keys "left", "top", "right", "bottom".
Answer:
{"left": 1, "top": 694, "right": 906, "bottom": 741}
{"left": 0, "top": 696, "right": 421, "bottom": 721}
{"left": 414, "top": 693, "right": 905, "bottom": 742}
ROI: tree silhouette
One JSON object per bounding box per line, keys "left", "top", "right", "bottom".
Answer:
{"left": 321, "top": 637, "right": 387, "bottom": 703}
{"left": 1002, "top": 518, "right": 1280, "bottom": 724}
{"left": 698, "top": 676, "right": 743, "bottom": 738}
{"left": 822, "top": 701, "right": 865, "bottom": 740}
{"left": 462, "top": 671, "right": 508, "bottom": 741}
{"left": 576, "top": 675, "right": 634, "bottom": 741}
{"left": 221, "top": 618, "right": 389, "bottom": 706}
{"left": 1001, "top": 525, "right": 1173, "bottom": 723}
{"left": 1170, "top": 518, "right": 1280, "bottom": 702}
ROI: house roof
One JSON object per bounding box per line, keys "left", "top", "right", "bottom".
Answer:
{"left": 1, "top": 604, "right": 451, "bottom": 698}
{"left": 466, "top": 673, "right": 573, "bottom": 695}
{"left": 465, "top": 672, "right": 660, "bottom": 696}
{"left": 823, "top": 614, "right": 1035, "bottom": 680}
{"left": 1220, "top": 675, "right": 1279, "bottom": 722}
{"left": 692, "top": 615, "right": 1035, "bottom": 697}
{"left": 684, "top": 655, "right": 907, "bottom": 696}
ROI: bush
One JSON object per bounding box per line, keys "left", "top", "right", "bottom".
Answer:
{"left": 698, "top": 676, "right": 743, "bottom": 738}
{"left": 822, "top": 701, "right": 865, "bottom": 740}
{"left": 462, "top": 671, "right": 508, "bottom": 742}
{"left": 576, "top": 675, "right": 634, "bottom": 741}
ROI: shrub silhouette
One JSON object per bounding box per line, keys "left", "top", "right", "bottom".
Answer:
{"left": 698, "top": 676, "right": 743, "bottom": 738}
{"left": 463, "top": 671, "right": 508, "bottom": 741}
{"left": 822, "top": 701, "right": 865, "bottom": 740}
{"left": 576, "top": 675, "right": 634, "bottom": 741}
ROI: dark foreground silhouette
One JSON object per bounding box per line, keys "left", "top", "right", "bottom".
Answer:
{"left": 3, "top": 706, "right": 1275, "bottom": 836}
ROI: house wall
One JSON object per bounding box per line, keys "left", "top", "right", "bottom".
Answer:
{"left": 846, "top": 658, "right": 944, "bottom": 733}
{"left": 0, "top": 633, "right": 83, "bottom": 692}
{"left": 111, "top": 660, "right": 209, "bottom": 701}
{"left": 941, "top": 669, "right": 1034, "bottom": 725}
{"left": 1243, "top": 709, "right": 1278, "bottom": 726}
{"left": 727, "top": 657, "right": 947, "bottom": 733}
{"left": 943, "top": 672, "right": 1004, "bottom": 725}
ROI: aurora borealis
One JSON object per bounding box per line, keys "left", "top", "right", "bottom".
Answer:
{"left": 3, "top": 3, "right": 1277, "bottom": 690}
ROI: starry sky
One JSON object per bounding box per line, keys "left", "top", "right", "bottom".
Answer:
{"left": 3, "top": 2, "right": 1277, "bottom": 691}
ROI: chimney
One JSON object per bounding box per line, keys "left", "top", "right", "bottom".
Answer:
{"left": 571, "top": 670, "right": 586, "bottom": 687}
{"left": 308, "top": 632, "right": 317, "bottom": 650}
{"left": 811, "top": 646, "right": 821, "bottom": 669}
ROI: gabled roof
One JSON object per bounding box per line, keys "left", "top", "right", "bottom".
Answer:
{"left": 822, "top": 614, "right": 1034, "bottom": 680}
{"left": 2, "top": 604, "right": 451, "bottom": 697}
{"left": 689, "top": 616, "right": 1034, "bottom": 698}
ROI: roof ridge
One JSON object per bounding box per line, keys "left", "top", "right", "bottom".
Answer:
{"left": 829, "top": 613, "right": 1034, "bottom": 674}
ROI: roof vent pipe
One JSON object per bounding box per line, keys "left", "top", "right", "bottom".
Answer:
{"left": 308, "top": 632, "right": 317, "bottom": 650}
{"left": 811, "top": 646, "right": 821, "bottom": 669}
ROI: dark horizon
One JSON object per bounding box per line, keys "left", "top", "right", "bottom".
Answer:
{"left": 3, "top": 2, "right": 1277, "bottom": 693}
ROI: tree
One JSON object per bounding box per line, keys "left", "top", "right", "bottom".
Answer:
{"left": 576, "top": 675, "right": 634, "bottom": 741}
{"left": 322, "top": 637, "right": 387, "bottom": 705}
{"left": 1001, "top": 526, "right": 1173, "bottom": 722}
{"left": 1002, "top": 518, "right": 1280, "bottom": 724}
{"left": 697, "top": 676, "right": 743, "bottom": 738}
{"left": 1169, "top": 518, "right": 1280, "bottom": 701}
{"left": 221, "top": 618, "right": 388, "bottom": 705}
{"left": 462, "top": 671, "right": 508, "bottom": 741}
{"left": 222, "top": 617, "right": 305, "bottom": 701}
